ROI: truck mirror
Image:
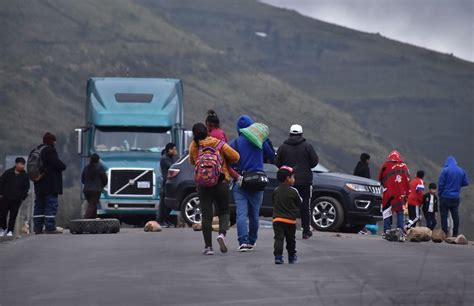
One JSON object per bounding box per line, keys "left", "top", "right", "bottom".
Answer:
{"left": 75, "top": 128, "right": 83, "bottom": 155}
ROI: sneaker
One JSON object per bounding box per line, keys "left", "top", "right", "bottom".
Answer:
{"left": 303, "top": 231, "right": 313, "bottom": 240}
{"left": 216, "top": 234, "right": 228, "bottom": 253}
{"left": 238, "top": 244, "right": 249, "bottom": 252}
{"left": 274, "top": 256, "right": 284, "bottom": 264}
{"left": 6, "top": 231, "right": 13, "bottom": 237}
{"left": 288, "top": 255, "right": 298, "bottom": 264}
{"left": 247, "top": 242, "right": 256, "bottom": 251}
{"left": 202, "top": 247, "right": 214, "bottom": 255}
{"left": 45, "top": 227, "right": 63, "bottom": 234}
{"left": 0, "top": 229, "right": 5, "bottom": 236}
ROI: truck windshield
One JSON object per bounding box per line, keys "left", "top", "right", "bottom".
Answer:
{"left": 94, "top": 127, "right": 171, "bottom": 153}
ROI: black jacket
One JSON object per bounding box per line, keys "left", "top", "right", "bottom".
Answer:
{"left": 275, "top": 136, "right": 319, "bottom": 185}
{"left": 160, "top": 154, "right": 177, "bottom": 186}
{"left": 353, "top": 161, "right": 371, "bottom": 179}
{"left": 272, "top": 184, "right": 302, "bottom": 220}
{"left": 0, "top": 167, "right": 30, "bottom": 201}
{"left": 33, "top": 145, "right": 66, "bottom": 195}
{"left": 422, "top": 193, "right": 439, "bottom": 214}
{"left": 81, "top": 163, "right": 108, "bottom": 193}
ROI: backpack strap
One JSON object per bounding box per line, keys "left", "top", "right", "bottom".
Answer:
{"left": 215, "top": 141, "right": 225, "bottom": 152}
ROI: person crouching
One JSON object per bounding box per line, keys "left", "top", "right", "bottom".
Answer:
{"left": 273, "top": 166, "right": 302, "bottom": 264}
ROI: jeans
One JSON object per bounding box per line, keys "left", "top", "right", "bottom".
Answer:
{"left": 233, "top": 184, "right": 264, "bottom": 245}
{"left": 0, "top": 199, "right": 22, "bottom": 232}
{"left": 83, "top": 191, "right": 101, "bottom": 219}
{"left": 383, "top": 210, "right": 404, "bottom": 232}
{"left": 294, "top": 185, "right": 312, "bottom": 234}
{"left": 273, "top": 221, "right": 296, "bottom": 257}
{"left": 440, "top": 197, "right": 460, "bottom": 236}
{"left": 197, "top": 182, "right": 230, "bottom": 248}
{"left": 34, "top": 194, "right": 59, "bottom": 232}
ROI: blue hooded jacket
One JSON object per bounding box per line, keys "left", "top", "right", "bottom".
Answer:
{"left": 438, "top": 156, "right": 469, "bottom": 199}
{"left": 230, "top": 115, "right": 275, "bottom": 172}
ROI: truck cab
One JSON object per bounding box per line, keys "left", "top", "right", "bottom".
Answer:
{"left": 76, "top": 77, "right": 188, "bottom": 221}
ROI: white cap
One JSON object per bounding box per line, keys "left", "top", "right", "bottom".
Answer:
{"left": 290, "top": 124, "right": 303, "bottom": 135}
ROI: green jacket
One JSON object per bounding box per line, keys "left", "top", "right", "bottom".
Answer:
{"left": 272, "top": 184, "right": 302, "bottom": 220}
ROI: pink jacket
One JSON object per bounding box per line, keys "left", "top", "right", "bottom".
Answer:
{"left": 208, "top": 128, "right": 228, "bottom": 143}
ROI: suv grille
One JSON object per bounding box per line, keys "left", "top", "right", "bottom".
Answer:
{"left": 109, "top": 169, "right": 155, "bottom": 197}
{"left": 368, "top": 185, "right": 382, "bottom": 195}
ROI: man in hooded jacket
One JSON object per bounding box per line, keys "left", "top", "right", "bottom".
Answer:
{"left": 230, "top": 115, "right": 275, "bottom": 252}
{"left": 275, "top": 124, "right": 318, "bottom": 239}
{"left": 438, "top": 156, "right": 469, "bottom": 237}
{"left": 377, "top": 150, "right": 410, "bottom": 235}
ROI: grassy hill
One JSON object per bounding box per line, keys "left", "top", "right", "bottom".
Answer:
{"left": 0, "top": 0, "right": 472, "bottom": 234}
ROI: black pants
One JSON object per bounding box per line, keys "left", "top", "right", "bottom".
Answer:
{"left": 407, "top": 205, "right": 421, "bottom": 229}
{"left": 424, "top": 211, "right": 437, "bottom": 230}
{"left": 295, "top": 185, "right": 311, "bottom": 234}
{"left": 197, "top": 182, "right": 230, "bottom": 248}
{"left": 83, "top": 191, "right": 101, "bottom": 219}
{"left": 0, "top": 198, "right": 22, "bottom": 232}
{"left": 273, "top": 221, "right": 296, "bottom": 257}
{"left": 158, "top": 188, "right": 172, "bottom": 225}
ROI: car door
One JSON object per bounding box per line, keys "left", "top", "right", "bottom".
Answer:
{"left": 262, "top": 163, "right": 279, "bottom": 209}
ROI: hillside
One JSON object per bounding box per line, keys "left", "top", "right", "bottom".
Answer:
{"left": 0, "top": 0, "right": 472, "bottom": 234}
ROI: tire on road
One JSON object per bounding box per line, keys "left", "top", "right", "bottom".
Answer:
{"left": 69, "top": 219, "right": 121, "bottom": 234}
{"left": 311, "top": 196, "right": 344, "bottom": 232}
{"left": 181, "top": 193, "right": 202, "bottom": 226}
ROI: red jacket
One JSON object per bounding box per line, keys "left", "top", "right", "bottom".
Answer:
{"left": 408, "top": 177, "right": 424, "bottom": 206}
{"left": 208, "top": 128, "right": 228, "bottom": 143}
{"left": 377, "top": 151, "right": 410, "bottom": 212}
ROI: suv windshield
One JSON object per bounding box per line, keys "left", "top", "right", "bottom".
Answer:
{"left": 94, "top": 127, "right": 171, "bottom": 153}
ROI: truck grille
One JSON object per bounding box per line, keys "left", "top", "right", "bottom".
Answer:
{"left": 109, "top": 169, "right": 155, "bottom": 197}
{"left": 368, "top": 185, "right": 382, "bottom": 195}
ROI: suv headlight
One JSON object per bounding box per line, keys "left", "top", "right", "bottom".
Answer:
{"left": 345, "top": 183, "right": 369, "bottom": 192}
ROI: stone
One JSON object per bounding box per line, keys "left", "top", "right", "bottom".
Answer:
{"left": 431, "top": 229, "right": 446, "bottom": 243}
{"left": 212, "top": 224, "right": 220, "bottom": 232}
{"left": 212, "top": 216, "right": 219, "bottom": 225}
{"left": 407, "top": 227, "right": 432, "bottom": 242}
{"left": 192, "top": 223, "right": 202, "bottom": 231}
{"left": 454, "top": 234, "right": 468, "bottom": 245}
{"left": 144, "top": 221, "right": 162, "bottom": 232}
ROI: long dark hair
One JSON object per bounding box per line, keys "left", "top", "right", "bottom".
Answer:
{"left": 192, "top": 123, "right": 208, "bottom": 145}
{"left": 205, "top": 109, "right": 220, "bottom": 129}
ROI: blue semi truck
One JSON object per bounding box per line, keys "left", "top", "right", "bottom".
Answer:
{"left": 75, "top": 77, "right": 190, "bottom": 221}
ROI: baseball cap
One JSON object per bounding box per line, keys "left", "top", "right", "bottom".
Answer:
{"left": 290, "top": 124, "right": 303, "bottom": 135}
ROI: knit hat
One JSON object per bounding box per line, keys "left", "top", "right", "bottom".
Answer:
{"left": 43, "top": 132, "right": 57, "bottom": 145}
{"left": 290, "top": 124, "right": 303, "bottom": 135}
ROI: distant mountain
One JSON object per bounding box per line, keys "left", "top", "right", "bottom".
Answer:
{"left": 0, "top": 0, "right": 472, "bottom": 234}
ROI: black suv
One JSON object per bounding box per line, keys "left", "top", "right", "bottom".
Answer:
{"left": 164, "top": 155, "right": 382, "bottom": 232}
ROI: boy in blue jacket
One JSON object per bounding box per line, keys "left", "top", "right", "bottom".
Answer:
{"left": 438, "top": 156, "right": 469, "bottom": 237}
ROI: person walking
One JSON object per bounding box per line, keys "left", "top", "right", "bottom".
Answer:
{"left": 353, "top": 153, "right": 371, "bottom": 179}
{"left": 189, "top": 123, "right": 239, "bottom": 255}
{"left": 272, "top": 166, "right": 301, "bottom": 264}
{"left": 377, "top": 150, "right": 410, "bottom": 239}
{"left": 81, "top": 154, "right": 107, "bottom": 219}
{"left": 32, "top": 132, "right": 66, "bottom": 234}
{"left": 159, "top": 143, "right": 178, "bottom": 227}
{"left": 438, "top": 156, "right": 469, "bottom": 237}
{"left": 230, "top": 115, "right": 275, "bottom": 252}
{"left": 0, "top": 157, "right": 30, "bottom": 237}
{"left": 422, "top": 183, "right": 439, "bottom": 230}
{"left": 206, "top": 110, "right": 228, "bottom": 143}
{"left": 405, "top": 170, "right": 425, "bottom": 230}
{"left": 275, "top": 124, "right": 318, "bottom": 239}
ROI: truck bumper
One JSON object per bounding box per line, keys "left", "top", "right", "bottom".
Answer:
{"left": 98, "top": 199, "right": 159, "bottom": 216}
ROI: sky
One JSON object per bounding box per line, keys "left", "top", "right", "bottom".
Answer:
{"left": 261, "top": 0, "right": 473, "bottom": 62}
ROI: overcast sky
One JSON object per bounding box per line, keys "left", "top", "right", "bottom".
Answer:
{"left": 261, "top": 0, "right": 473, "bottom": 62}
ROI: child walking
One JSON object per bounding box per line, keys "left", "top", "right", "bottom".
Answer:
{"left": 272, "top": 166, "right": 302, "bottom": 264}
{"left": 422, "top": 183, "right": 438, "bottom": 230}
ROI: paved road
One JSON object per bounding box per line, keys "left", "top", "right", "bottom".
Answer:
{"left": 0, "top": 228, "right": 473, "bottom": 306}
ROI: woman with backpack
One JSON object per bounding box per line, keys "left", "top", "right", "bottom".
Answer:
{"left": 81, "top": 154, "right": 108, "bottom": 219}
{"left": 189, "top": 123, "right": 239, "bottom": 255}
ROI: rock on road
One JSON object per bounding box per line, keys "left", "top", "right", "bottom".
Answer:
{"left": 0, "top": 228, "right": 473, "bottom": 306}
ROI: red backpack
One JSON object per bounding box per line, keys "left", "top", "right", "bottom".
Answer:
{"left": 194, "top": 141, "right": 225, "bottom": 187}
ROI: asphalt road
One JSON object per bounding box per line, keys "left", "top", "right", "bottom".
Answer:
{"left": 0, "top": 228, "right": 473, "bottom": 306}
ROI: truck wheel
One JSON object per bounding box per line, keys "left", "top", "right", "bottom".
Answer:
{"left": 311, "top": 197, "right": 344, "bottom": 232}
{"left": 181, "top": 193, "right": 202, "bottom": 226}
{"left": 69, "top": 219, "right": 121, "bottom": 234}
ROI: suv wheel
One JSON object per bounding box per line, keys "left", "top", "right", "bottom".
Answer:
{"left": 311, "top": 196, "right": 344, "bottom": 232}
{"left": 181, "top": 193, "right": 202, "bottom": 226}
